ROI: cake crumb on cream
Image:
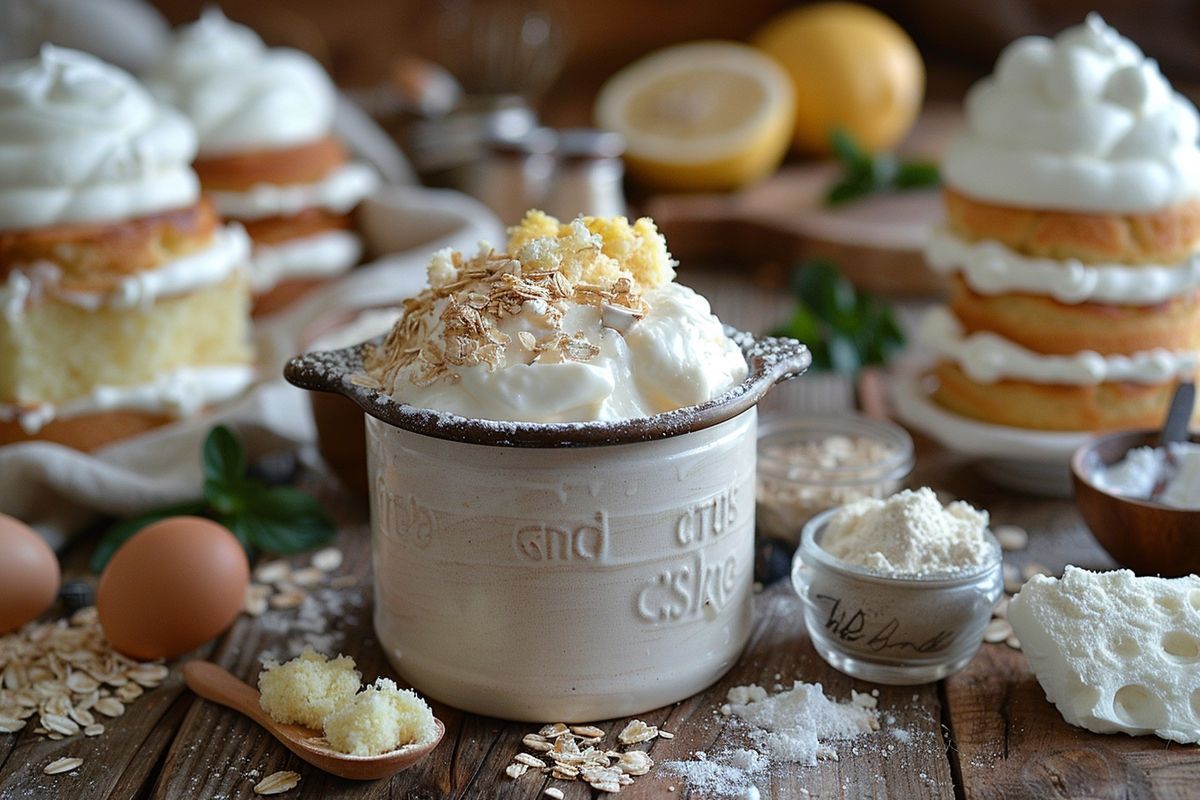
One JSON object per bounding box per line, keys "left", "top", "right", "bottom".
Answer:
{"left": 257, "top": 648, "right": 361, "bottom": 729}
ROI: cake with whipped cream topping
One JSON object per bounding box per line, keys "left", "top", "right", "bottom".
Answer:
{"left": 0, "top": 46, "right": 254, "bottom": 450}
{"left": 922, "top": 15, "right": 1200, "bottom": 431}
{"left": 145, "top": 10, "right": 379, "bottom": 315}
{"left": 364, "top": 210, "right": 748, "bottom": 423}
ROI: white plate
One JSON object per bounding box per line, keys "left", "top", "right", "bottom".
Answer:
{"left": 891, "top": 368, "right": 1090, "bottom": 497}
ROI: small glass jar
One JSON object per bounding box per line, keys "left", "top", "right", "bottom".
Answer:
{"left": 757, "top": 413, "right": 914, "bottom": 544}
{"left": 791, "top": 508, "right": 1003, "bottom": 684}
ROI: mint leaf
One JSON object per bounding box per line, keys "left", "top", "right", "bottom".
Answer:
{"left": 231, "top": 485, "right": 334, "bottom": 554}
{"left": 824, "top": 130, "right": 939, "bottom": 206}
{"left": 91, "top": 500, "right": 206, "bottom": 572}
{"left": 203, "top": 425, "right": 245, "bottom": 486}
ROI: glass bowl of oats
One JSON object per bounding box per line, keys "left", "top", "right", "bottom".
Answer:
{"left": 756, "top": 413, "right": 913, "bottom": 544}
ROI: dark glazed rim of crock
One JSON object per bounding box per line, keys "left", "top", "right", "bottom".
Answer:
{"left": 283, "top": 326, "right": 811, "bottom": 448}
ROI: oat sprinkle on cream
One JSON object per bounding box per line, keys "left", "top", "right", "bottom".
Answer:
{"left": 363, "top": 210, "right": 748, "bottom": 423}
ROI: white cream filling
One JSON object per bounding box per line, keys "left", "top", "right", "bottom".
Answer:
{"left": 1, "top": 224, "right": 250, "bottom": 319}
{"left": 927, "top": 229, "right": 1200, "bottom": 305}
{"left": 0, "top": 364, "right": 256, "bottom": 435}
{"left": 208, "top": 162, "right": 378, "bottom": 221}
{"left": 249, "top": 229, "right": 362, "bottom": 293}
{"left": 920, "top": 306, "right": 1199, "bottom": 385}
{"left": 943, "top": 15, "right": 1200, "bottom": 213}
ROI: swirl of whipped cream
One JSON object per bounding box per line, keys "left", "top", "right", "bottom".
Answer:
{"left": 926, "top": 229, "right": 1200, "bottom": 305}
{"left": 0, "top": 46, "right": 199, "bottom": 232}
{"left": 392, "top": 282, "right": 748, "bottom": 423}
{"left": 144, "top": 9, "right": 336, "bottom": 155}
{"left": 920, "top": 307, "right": 1198, "bottom": 385}
{"left": 942, "top": 14, "right": 1200, "bottom": 212}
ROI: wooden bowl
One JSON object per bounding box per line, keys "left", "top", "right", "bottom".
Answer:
{"left": 1070, "top": 429, "right": 1200, "bottom": 577}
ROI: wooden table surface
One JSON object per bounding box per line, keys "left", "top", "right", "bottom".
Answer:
{"left": 2, "top": 271, "right": 1198, "bottom": 800}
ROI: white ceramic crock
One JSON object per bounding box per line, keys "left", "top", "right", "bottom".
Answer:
{"left": 286, "top": 329, "right": 809, "bottom": 721}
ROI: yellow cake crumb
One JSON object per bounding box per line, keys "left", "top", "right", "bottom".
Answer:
{"left": 322, "top": 678, "right": 438, "bottom": 756}
{"left": 257, "top": 648, "right": 361, "bottom": 729}
{"left": 505, "top": 210, "right": 676, "bottom": 289}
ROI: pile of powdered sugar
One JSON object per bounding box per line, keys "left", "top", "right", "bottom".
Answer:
{"left": 661, "top": 682, "right": 879, "bottom": 797}
{"left": 820, "top": 487, "right": 992, "bottom": 575}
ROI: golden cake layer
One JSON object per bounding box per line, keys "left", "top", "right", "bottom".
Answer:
{"left": 0, "top": 410, "right": 173, "bottom": 452}
{"left": 0, "top": 201, "right": 219, "bottom": 293}
{"left": 929, "top": 362, "right": 1192, "bottom": 432}
{"left": 241, "top": 207, "right": 353, "bottom": 246}
{"left": 944, "top": 188, "right": 1200, "bottom": 265}
{"left": 948, "top": 275, "right": 1200, "bottom": 356}
{"left": 193, "top": 135, "right": 348, "bottom": 192}
{"left": 1, "top": 273, "right": 251, "bottom": 405}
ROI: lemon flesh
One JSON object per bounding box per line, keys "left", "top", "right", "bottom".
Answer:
{"left": 595, "top": 41, "right": 795, "bottom": 191}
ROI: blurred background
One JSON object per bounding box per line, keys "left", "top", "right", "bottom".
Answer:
{"left": 145, "top": 0, "right": 1200, "bottom": 121}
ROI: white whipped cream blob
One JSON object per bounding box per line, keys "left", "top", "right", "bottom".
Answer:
{"left": 1, "top": 224, "right": 250, "bottom": 316}
{"left": 943, "top": 14, "right": 1200, "bottom": 212}
{"left": 208, "top": 162, "right": 379, "bottom": 221}
{"left": 145, "top": 9, "right": 336, "bottom": 155}
{"left": 389, "top": 282, "right": 749, "bottom": 423}
{"left": 0, "top": 364, "right": 256, "bottom": 435}
{"left": 926, "top": 228, "right": 1200, "bottom": 305}
{"left": 0, "top": 45, "right": 199, "bottom": 231}
{"left": 248, "top": 229, "right": 362, "bottom": 293}
{"left": 920, "top": 306, "right": 1198, "bottom": 385}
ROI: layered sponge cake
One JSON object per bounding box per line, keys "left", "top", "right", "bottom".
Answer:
{"left": 0, "top": 47, "right": 254, "bottom": 451}
{"left": 922, "top": 15, "right": 1200, "bottom": 431}
{"left": 145, "top": 10, "right": 379, "bottom": 315}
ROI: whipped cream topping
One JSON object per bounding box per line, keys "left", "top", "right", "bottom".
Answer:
{"left": 392, "top": 281, "right": 748, "bottom": 422}
{"left": 368, "top": 212, "right": 747, "bottom": 424}
{"left": 920, "top": 306, "right": 1199, "bottom": 385}
{"left": 249, "top": 229, "right": 362, "bottom": 293}
{"left": 0, "top": 45, "right": 199, "bottom": 232}
{"left": 208, "top": 162, "right": 379, "bottom": 222}
{"left": 144, "top": 9, "right": 336, "bottom": 156}
{"left": 0, "top": 364, "right": 256, "bottom": 435}
{"left": 1, "top": 224, "right": 250, "bottom": 317}
{"left": 927, "top": 228, "right": 1200, "bottom": 305}
{"left": 943, "top": 14, "right": 1200, "bottom": 212}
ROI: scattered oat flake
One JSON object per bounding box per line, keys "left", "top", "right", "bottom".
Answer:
{"left": 254, "top": 770, "right": 300, "bottom": 795}
{"left": 253, "top": 560, "right": 291, "bottom": 585}
{"left": 1006, "top": 635, "right": 1022, "bottom": 650}
{"left": 984, "top": 618, "right": 1013, "bottom": 643}
{"left": 544, "top": 789, "right": 565, "bottom": 799}
{"left": 617, "top": 719, "right": 657, "bottom": 745}
{"left": 514, "top": 753, "right": 546, "bottom": 768}
{"left": 615, "top": 750, "right": 654, "bottom": 776}
{"left": 43, "top": 757, "right": 83, "bottom": 775}
{"left": 311, "top": 547, "right": 343, "bottom": 572}
{"left": 505, "top": 763, "right": 529, "bottom": 779}
{"left": 657, "top": 730, "right": 675, "bottom": 739}
{"left": 994, "top": 525, "right": 1029, "bottom": 551}
{"left": 84, "top": 724, "right": 105, "bottom": 737}
{"left": 571, "top": 724, "right": 604, "bottom": 738}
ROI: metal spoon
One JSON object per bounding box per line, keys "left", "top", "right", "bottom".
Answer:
{"left": 181, "top": 661, "right": 444, "bottom": 781}
{"left": 1151, "top": 381, "right": 1195, "bottom": 500}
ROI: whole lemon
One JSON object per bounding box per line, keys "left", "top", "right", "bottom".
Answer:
{"left": 754, "top": 2, "right": 924, "bottom": 155}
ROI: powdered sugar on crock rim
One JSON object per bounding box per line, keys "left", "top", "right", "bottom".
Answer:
{"left": 284, "top": 326, "right": 811, "bottom": 448}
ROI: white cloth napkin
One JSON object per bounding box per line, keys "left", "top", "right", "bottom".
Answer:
{"left": 1, "top": 186, "right": 503, "bottom": 547}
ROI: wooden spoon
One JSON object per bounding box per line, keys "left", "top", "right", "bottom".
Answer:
{"left": 181, "top": 661, "right": 445, "bottom": 781}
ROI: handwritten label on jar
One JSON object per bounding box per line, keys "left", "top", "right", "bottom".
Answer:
{"left": 815, "top": 593, "right": 956, "bottom": 654}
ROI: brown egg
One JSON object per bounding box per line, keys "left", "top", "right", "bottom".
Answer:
{"left": 0, "top": 514, "right": 60, "bottom": 634}
{"left": 97, "top": 516, "right": 249, "bottom": 660}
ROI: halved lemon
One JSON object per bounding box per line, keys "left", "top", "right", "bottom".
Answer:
{"left": 595, "top": 41, "right": 795, "bottom": 192}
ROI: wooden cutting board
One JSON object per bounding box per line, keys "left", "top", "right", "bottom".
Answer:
{"left": 645, "top": 105, "right": 961, "bottom": 297}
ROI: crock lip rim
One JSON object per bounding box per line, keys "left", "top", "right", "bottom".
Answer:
{"left": 284, "top": 325, "right": 811, "bottom": 449}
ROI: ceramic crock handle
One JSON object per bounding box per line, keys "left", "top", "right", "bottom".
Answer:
{"left": 746, "top": 335, "right": 813, "bottom": 385}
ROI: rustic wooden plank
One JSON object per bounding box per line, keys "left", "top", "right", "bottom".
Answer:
{"left": 947, "top": 643, "right": 1200, "bottom": 800}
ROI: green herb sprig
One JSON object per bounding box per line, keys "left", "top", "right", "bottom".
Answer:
{"left": 91, "top": 426, "right": 334, "bottom": 572}
{"left": 825, "top": 129, "right": 939, "bottom": 206}
{"left": 771, "top": 260, "right": 905, "bottom": 375}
